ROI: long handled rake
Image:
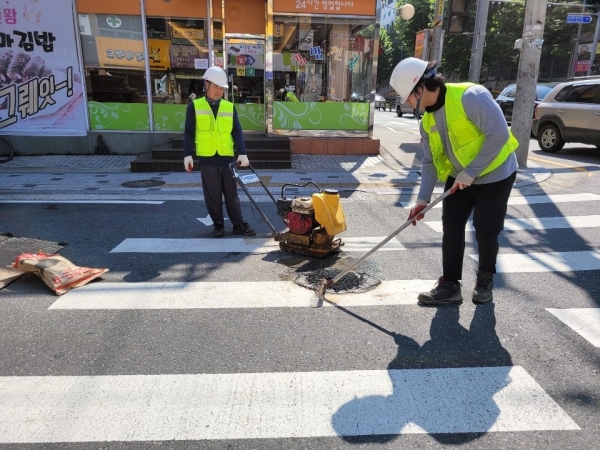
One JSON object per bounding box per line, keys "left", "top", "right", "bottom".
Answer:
{"left": 314, "top": 189, "right": 453, "bottom": 306}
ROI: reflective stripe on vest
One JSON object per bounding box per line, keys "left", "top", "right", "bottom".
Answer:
{"left": 422, "top": 83, "right": 518, "bottom": 181}
{"left": 193, "top": 97, "right": 235, "bottom": 157}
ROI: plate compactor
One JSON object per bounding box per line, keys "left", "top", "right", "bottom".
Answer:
{"left": 229, "top": 163, "right": 346, "bottom": 258}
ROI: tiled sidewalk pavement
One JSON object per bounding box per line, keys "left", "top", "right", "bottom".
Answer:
{"left": 0, "top": 155, "right": 138, "bottom": 172}
{"left": 0, "top": 154, "right": 387, "bottom": 172}
{"left": 0, "top": 154, "right": 544, "bottom": 193}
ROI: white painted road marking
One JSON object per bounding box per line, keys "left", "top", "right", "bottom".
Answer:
{"left": 426, "top": 215, "right": 600, "bottom": 233}
{"left": 399, "top": 193, "right": 600, "bottom": 208}
{"left": 470, "top": 251, "right": 600, "bottom": 273}
{"left": 0, "top": 366, "right": 579, "bottom": 443}
{"left": 547, "top": 308, "right": 600, "bottom": 347}
{"left": 49, "top": 280, "right": 434, "bottom": 309}
{"left": 196, "top": 215, "right": 229, "bottom": 226}
{"left": 110, "top": 237, "right": 406, "bottom": 253}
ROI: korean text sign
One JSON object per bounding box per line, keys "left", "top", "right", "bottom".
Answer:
{"left": 273, "top": 0, "right": 375, "bottom": 16}
{"left": 0, "top": 0, "right": 86, "bottom": 135}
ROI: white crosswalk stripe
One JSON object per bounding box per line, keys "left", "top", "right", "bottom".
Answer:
{"left": 110, "top": 236, "right": 406, "bottom": 253}
{"left": 547, "top": 308, "right": 600, "bottom": 347}
{"left": 49, "top": 280, "right": 435, "bottom": 310}
{"left": 426, "top": 215, "right": 600, "bottom": 232}
{"left": 470, "top": 250, "right": 600, "bottom": 273}
{"left": 0, "top": 367, "right": 579, "bottom": 443}
{"left": 399, "top": 193, "right": 600, "bottom": 208}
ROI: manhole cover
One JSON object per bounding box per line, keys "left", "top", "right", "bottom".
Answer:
{"left": 295, "top": 268, "right": 380, "bottom": 294}
{"left": 121, "top": 180, "right": 165, "bottom": 188}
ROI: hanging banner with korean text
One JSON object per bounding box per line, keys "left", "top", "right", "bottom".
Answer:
{"left": 0, "top": 0, "right": 86, "bottom": 135}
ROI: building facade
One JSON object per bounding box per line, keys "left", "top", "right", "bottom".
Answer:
{"left": 380, "top": 0, "right": 397, "bottom": 29}
{"left": 1, "top": 0, "right": 384, "bottom": 155}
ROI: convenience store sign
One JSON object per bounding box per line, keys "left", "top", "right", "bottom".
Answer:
{"left": 273, "top": 0, "right": 375, "bottom": 16}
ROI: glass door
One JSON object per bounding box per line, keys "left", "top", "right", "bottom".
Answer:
{"left": 225, "top": 38, "right": 265, "bottom": 131}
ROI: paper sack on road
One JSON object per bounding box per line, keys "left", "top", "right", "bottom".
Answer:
{"left": 12, "top": 252, "right": 108, "bottom": 295}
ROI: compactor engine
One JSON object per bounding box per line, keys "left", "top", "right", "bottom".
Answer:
{"left": 275, "top": 189, "right": 346, "bottom": 258}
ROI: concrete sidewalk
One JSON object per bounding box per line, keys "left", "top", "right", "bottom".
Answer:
{"left": 0, "top": 129, "right": 549, "bottom": 200}
{"left": 0, "top": 153, "right": 547, "bottom": 201}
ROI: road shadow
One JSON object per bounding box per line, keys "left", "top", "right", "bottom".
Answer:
{"left": 331, "top": 303, "right": 512, "bottom": 444}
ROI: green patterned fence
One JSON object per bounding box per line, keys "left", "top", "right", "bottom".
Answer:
{"left": 153, "top": 104, "right": 188, "bottom": 131}
{"left": 88, "top": 102, "right": 150, "bottom": 131}
{"left": 235, "top": 104, "right": 265, "bottom": 131}
{"left": 273, "top": 102, "right": 368, "bottom": 131}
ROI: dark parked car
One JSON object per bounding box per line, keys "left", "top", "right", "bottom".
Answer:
{"left": 495, "top": 82, "right": 559, "bottom": 123}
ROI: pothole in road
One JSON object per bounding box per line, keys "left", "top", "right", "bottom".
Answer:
{"left": 295, "top": 268, "right": 380, "bottom": 294}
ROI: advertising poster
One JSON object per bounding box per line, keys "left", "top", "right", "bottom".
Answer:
{"left": 0, "top": 0, "right": 86, "bottom": 135}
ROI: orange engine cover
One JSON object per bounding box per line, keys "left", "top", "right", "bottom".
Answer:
{"left": 285, "top": 211, "right": 313, "bottom": 235}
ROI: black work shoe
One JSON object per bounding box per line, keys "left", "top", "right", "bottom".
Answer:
{"left": 212, "top": 222, "right": 224, "bottom": 238}
{"left": 472, "top": 271, "right": 494, "bottom": 304}
{"left": 232, "top": 222, "right": 255, "bottom": 236}
{"left": 418, "top": 277, "right": 463, "bottom": 305}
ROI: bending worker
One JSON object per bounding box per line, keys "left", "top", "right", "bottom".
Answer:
{"left": 183, "top": 66, "right": 255, "bottom": 238}
{"left": 390, "top": 58, "right": 518, "bottom": 306}
{"left": 280, "top": 87, "right": 299, "bottom": 102}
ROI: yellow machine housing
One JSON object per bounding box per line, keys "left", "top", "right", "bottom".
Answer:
{"left": 312, "top": 189, "right": 347, "bottom": 236}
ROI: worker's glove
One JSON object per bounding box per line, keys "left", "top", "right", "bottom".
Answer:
{"left": 451, "top": 170, "right": 474, "bottom": 193}
{"left": 237, "top": 154, "right": 249, "bottom": 167}
{"left": 408, "top": 199, "right": 429, "bottom": 226}
{"left": 184, "top": 155, "right": 194, "bottom": 173}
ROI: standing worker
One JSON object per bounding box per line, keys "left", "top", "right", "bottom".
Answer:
{"left": 390, "top": 58, "right": 518, "bottom": 305}
{"left": 183, "top": 66, "right": 256, "bottom": 238}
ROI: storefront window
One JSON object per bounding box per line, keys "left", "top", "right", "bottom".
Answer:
{"left": 144, "top": 17, "right": 224, "bottom": 131}
{"left": 272, "top": 16, "right": 373, "bottom": 131}
{"left": 226, "top": 39, "right": 265, "bottom": 131}
{"left": 78, "top": 12, "right": 150, "bottom": 130}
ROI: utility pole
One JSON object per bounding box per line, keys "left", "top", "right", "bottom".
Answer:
{"left": 587, "top": 11, "right": 600, "bottom": 76}
{"left": 511, "top": 0, "right": 548, "bottom": 168}
{"left": 431, "top": 0, "right": 445, "bottom": 64}
{"left": 571, "top": 4, "right": 585, "bottom": 78}
{"left": 469, "top": 0, "right": 491, "bottom": 82}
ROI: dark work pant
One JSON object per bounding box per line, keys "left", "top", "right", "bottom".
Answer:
{"left": 442, "top": 171, "right": 516, "bottom": 282}
{"left": 199, "top": 164, "right": 244, "bottom": 226}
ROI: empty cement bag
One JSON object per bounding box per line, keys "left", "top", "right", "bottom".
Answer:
{"left": 12, "top": 252, "right": 108, "bottom": 295}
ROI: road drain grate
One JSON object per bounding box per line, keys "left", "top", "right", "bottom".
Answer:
{"left": 121, "top": 180, "right": 165, "bottom": 188}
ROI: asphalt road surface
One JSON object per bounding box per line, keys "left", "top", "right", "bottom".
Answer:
{"left": 0, "top": 114, "right": 599, "bottom": 449}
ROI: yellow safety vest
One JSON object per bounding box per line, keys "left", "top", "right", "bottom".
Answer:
{"left": 286, "top": 92, "right": 299, "bottom": 102}
{"left": 193, "top": 97, "right": 234, "bottom": 157}
{"left": 421, "top": 83, "right": 518, "bottom": 181}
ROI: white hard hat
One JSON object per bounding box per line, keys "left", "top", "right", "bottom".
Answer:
{"left": 202, "top": 66, "right": 228, "bottom": 88}
{"left": 279, "top": 88, "right": 285, "bottom": 93}
{"left": 389, "top": 57, "right": 428, "bottom": 104}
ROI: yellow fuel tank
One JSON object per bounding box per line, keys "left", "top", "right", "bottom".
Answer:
{"left": 312, "top": 189, "right": 347, "bottom": 236}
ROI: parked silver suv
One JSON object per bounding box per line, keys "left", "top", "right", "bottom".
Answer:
{"left": 532, "top": 79, "right": 600, "bottom": 152}
{"left": 395, "top": 96, "right": 420, "bottom": 119}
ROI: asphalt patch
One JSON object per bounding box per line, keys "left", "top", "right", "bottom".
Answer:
{"left": 295, "top": 268, "right": 380, "bottom": 294}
